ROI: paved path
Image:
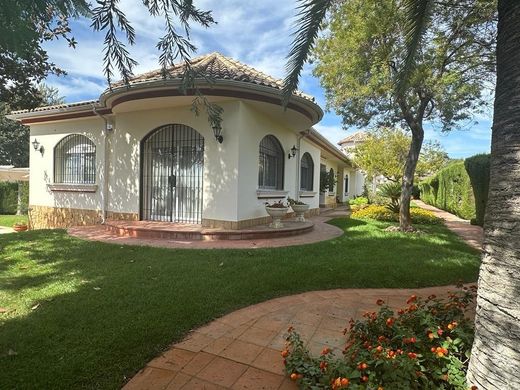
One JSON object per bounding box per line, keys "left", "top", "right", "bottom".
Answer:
{"left": 69, "top": 208, "right": 349, "bottom": 250}
{"left": 414, "top": 200, "right": 484, "bottom": 251}
{"left": 123, "top": 285, "right": 475, "bottom": 390}
{"left": 0, "top": 226, "right": 15, "bottom": 234}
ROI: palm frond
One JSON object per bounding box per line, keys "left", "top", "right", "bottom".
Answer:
{"left": 282, "top": 0, "right": 332, "bottom": 107}
{"left": 396, "top": 0, "right": 434, "bottom": 96}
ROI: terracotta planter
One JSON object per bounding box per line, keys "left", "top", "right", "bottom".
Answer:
{"left": 13, "top": 224, "right": 28, "bottom": 232}
{"left": 265, "top": 206, "right": 288, "bottom": 228}
{"left": 291, "top": 204, "right": 310, "bottom": 222}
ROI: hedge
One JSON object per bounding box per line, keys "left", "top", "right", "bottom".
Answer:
{"left": 0, "top": 181, "right": 29, "bottom": 214}
{"left": 465, "top": 154, "right": 491, "bottom": 226}
{"left": 418, "top": 161, "right": 475, "bottom": 220}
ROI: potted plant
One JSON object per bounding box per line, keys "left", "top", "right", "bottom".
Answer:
{"left": 288, "top": 197, "right": 310, "bottom": 222}
{"left": 13, "top": 222, "right": 28, "bottom": 232}
{"left": 265, "top": 200, "right": 288, "bottom": 228}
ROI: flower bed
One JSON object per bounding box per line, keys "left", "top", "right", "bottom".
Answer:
{"left": 283, "top": 286, "right": 477, "bottom": 389}
{"left": 351, "top": 204, "right": 441, "bottom": 225}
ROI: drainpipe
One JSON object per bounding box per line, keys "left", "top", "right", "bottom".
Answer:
{"left": 295, "top": 129, "right": 311, "bottom": 201}
{"left": 92, "top": 105, "right": 111, "bottom": 224}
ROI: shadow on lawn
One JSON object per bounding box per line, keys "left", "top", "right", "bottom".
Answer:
{"left": 0, "top": 221, "right": 480, "bottom": 389}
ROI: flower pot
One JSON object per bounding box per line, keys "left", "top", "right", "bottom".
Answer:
{"left": 13, "top": 224, "right": 28, "bottom": 232}
{"left": 291, "top": 204, "right": 310, "bottom": 222}
{"left": 265, "top": 206, "right": 288, "bottom": 228}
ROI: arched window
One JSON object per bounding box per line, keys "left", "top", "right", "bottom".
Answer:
{"left": 300, "top": 152, "right": 314, "bottom": 191}
{"left": 54, "top": 134, "right": 96, "bottom": 184}
{"left": 258, "top": 135, "right": 284, "bottom": 190}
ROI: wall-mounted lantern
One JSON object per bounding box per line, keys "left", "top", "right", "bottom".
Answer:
{"left": 32, "top": 139, "right": 44, "bottom": 155}
{"left": 212, "top": 124, "right": 223, "bottom": 143}
{"left": 288, "top": 145, "right": 298, "bottom": 159}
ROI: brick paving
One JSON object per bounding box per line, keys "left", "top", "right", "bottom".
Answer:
{"left": 123, "top": 285, "right": 475, "bottom": 390}
{"left": 68, "top": 208, "right": 348, "bottom": 250}
{"left": 414, "top": 200, "right": 484, "bottom": 251}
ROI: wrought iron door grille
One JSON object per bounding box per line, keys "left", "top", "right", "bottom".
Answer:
{"left": 141, "top": 124, "right": 204, "bottom": 224}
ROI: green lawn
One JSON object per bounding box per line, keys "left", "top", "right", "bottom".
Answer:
{"left": 0, "top": 214, "right": 28, "bottom": 227}
{"left": 0, "top": 218, "right": 480, "bottom": 389}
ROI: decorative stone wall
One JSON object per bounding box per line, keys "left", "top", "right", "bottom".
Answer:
{"left": 202, "top": 208, "right": 320, "bottom": 230}
{"left": 28, "top": 205, "right": 102, "bottom": 229}
{"left": 106, "top": 211, "right": 139, "bottom": 221}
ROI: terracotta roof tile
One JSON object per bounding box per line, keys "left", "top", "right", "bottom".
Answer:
{"left": 337, "top": 131, "right": 368, "bottom": 145}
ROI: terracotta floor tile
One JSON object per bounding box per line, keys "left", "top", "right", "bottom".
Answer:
{"left": 196, "top": 357, "right": 248, "bottom": 387}
{"left": 197, "top": 320, "right": 235, "bottom": 338}
{"left": 148, "top": 348, "right": 196, "bottom": 372}
{"left": 251, "top": 348, "right": 285, "bottom": 376}
{"left": 227, "top": 322, "right": 255, "bottom": 339}
{"left": 318, "top": 315, "right": 348, "bottom": 332}
{"left": 181, "top": 352, "right": 216, "bottom": 376}
{"left": 277, "top": 378, "right": 299, "bottom": 390}
{"left": 123, "top": 366, "right": 177, "bottom": 390}
{"left": 181, "top": 377, "right": 228, "bottom": 389}
{"left": 309, "top": 328, "right": 345, "bottom": 348}
{"left": 231, "top": 367, "right": 284, "bottom": 390}
{"left": 238, "top": 326, "right": 278, "bottom": 347}
{"left": 165, "top": 372, "right": 192, "bottom": 389}
{"left": 202, "top": 336, "right": 235, "bottom": 355}
{"left": 220, "top": 339, "right": 264, "bottom": 364}
{"left": 175, "top": 332, "right": 215, "bottom": 353}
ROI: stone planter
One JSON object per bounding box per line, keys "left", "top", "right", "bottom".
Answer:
{"left": 265, "top": 206, "right": 288, "bottom": 228}
{"left": 13, "top": 224, "right": 28, "bottom": 232}
{"left": 291, "top": 204, "right": 310, "bottom": 222}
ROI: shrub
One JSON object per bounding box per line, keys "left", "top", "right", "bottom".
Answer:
{"left": 0, "top": 182, "right": 19, "bottom": 214}
{"left": 351, "top": 204, "right": 441, "bottom": 225}
{"left": 283, "top": 286, "right": 477, "bottom": 389}
{"left": 464, "top": 154, "right": 490, "bottom": 227}
{"left": 419, "top": 162, "right": 475, "bottom": 221}
{"left": 349, "top": 197, "right": 369, "bottom": 206}
{"left": 377, "top": 182, "right": 401, "bottom": 213}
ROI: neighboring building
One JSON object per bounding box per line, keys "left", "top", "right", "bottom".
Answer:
{"left": 8, "top": 53, "right": 358, "bottom": 229}
{"left": 337, "top": 131, "right": 367, "bottom": 197}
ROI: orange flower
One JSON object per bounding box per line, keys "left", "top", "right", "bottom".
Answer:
{"left": 406, "top": 295, "right": 417, "bottom": 304}
{"left": 375, "top": 345, "right": 384, "bottom": 353}
{"left": 361, "top": 375, "right": 369, "bottom": 383}
{"left": 320, "top": 361, "right": 328, "bottom": 371}
{"left": 287, "top": 326, "right": 294, "bottom": 333}
{"left": 321, "top": 347, "right": 332, "bottom": 355}
{"left": 357, "top": 362, "right": 368, "bottom": 370}
{"left": 386, "top": 317, "right": 395, "bottom": 327}
{"left": 437, "top": 328, "right": 444, "bottom": 336}
{"left": 341, "top": 378, "right": 350, "bottom": 386}
{"left": 408, "top": 352, "right": 417, "bottom": 359}
{"left": 290, "top": 373, "right": 299, "bottom": 381}
{"left": 376, "top": 299, "right": 385, "bottom": 306}
{"left": 378, "top": 335, "right": 386, "bottom": 342}
{"left": 281, "top": 350, "right": 289, "bottom": 358}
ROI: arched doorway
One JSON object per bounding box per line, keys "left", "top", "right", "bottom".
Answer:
{"left": 140, "top": 124, "right": 204, "bottom": 223}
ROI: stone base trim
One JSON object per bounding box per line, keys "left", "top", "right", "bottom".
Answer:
{"left": 202, "top": 208, "right": 320, "bottom": 230}
{"left": 28, "top": 205, "right": 102, "bottom": 229}
{"left": 106, "top": 211, "right": 139, "bottom": 221}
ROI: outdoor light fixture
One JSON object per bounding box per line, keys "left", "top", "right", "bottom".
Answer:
{"left": 288, "top": 145, "right": 298, "bottom": 159}
{"left": 212, "top": 124, "right": 223, "bottom": 143}
{"left": 32, "top": 139, "right": 44, "bottom": 154}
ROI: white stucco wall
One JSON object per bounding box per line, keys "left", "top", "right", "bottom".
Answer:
{"left": 28, "top": 117, "right": 106, "bottom": 211}
{"left": 236, "top": 102, "right": 321, "bottom": 221}
{"left": 107, "top": 100, "right": 241, "bottom": 221}
{"left": 27, "top": 98, "right": 343, "bottom": 225}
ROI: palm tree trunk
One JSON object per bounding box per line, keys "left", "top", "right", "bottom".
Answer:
{"left": 399, "top": 126, "right": 424, "bottom": 230}
{"left": 466, "top": 1, "right": 520, "bottom": 388}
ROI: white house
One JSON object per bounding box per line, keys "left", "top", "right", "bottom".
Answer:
{"left": 9, "top": 53, "right": 356, "bottom": 230}
{"left": 337, "top": 131, "right": 367, "bottom": 197}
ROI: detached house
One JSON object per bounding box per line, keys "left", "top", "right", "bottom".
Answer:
{"left": 9, "top": 53, "right": 356, "bottom": 230}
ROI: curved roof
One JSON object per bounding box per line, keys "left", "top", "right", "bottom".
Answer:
{"left": 111, "top": 52, "right": 314, "bottom": 101}
{"left": 9, "top": 52, "right": 321, "bottom": 124}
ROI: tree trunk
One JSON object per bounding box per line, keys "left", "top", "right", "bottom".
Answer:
{"left": 399, "top": 127, "right": 424, "bottom": 230}
{"left": 466, "top": 1, "right": 520, "bottom": 388}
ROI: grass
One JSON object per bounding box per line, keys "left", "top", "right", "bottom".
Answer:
{"left": 0, "top": 214, "right": 28, "bottom": 227}
{"left": 0, "top": 218, "right": 480, "bottom": 389}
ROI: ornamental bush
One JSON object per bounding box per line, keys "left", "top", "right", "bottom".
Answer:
{"left": 283, "top": 286, "right": 477, "bottom": 389}
{"left": 351, "top": 204, "right": 441, "bottom": 225}
{"left": 464, "top": 154, "right": 490, "bottom": 226}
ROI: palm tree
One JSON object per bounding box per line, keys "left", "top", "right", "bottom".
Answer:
{"left": 283, "top": 0, "right": 520, "bottom": 388}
